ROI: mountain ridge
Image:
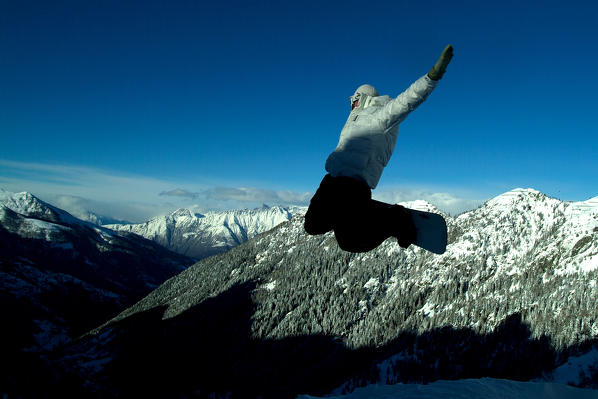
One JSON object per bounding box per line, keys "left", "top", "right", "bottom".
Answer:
{"left": 104, "top": 204, "right": 307, "bottom": 259}
{"left": 0, "top": 189, "right": 193, "bottom": 352}
{"left": 64, "top": 187, "right": 598, "bottom": 397}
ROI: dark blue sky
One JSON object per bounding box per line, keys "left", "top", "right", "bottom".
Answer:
{"left": 1, "top": 0, "right": 597, "bottom": 218}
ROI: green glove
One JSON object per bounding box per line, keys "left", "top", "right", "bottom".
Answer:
{"left": 428, "top": 44, "right": 453, "bottom": 81}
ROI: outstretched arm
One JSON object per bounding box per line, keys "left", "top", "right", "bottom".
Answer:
{"left": 380, "top": 45, "right": 454, "bottom": 127}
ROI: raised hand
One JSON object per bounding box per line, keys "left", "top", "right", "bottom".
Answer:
{"left": 428, "top": 44, "right": 453, "bottom": 81}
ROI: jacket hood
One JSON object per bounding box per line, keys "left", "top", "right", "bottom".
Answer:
{"left": 351, "top": 84, "right": 382, "bottom": 111}
{"left": 354, "top": 84, "right": 379, "bottom": 97}
{"left": 351, "top": 84, "right": 390, "bottom": 112}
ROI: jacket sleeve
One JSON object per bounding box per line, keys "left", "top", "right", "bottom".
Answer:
{"left": 377, "top": 74, "right": 438, "bottom": 129}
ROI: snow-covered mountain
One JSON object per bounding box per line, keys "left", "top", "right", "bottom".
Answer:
{"left": 0, "top": 188, "right": 87, "bottom": 227}
{"left": 0, "top": 189, "right": 194, "bottom": 395}
{"left": 56, "top": 188, "right": 598, "bottom": 398}
{"left": 104, "top": 205, "right": 306, "bottom": 259}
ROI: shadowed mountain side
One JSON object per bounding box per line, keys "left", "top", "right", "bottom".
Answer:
{"left": 0, "top": 207, "right": 193, "bottom": 398}
{"left": 57, "top": 281, "right": 597, "bottom": 399}
{"left": 0, "top": 225, "right": 190, "bottom": 335}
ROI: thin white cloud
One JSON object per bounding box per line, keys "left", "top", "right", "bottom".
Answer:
{"left": 0, "top": 159, "right": 485, "bottom": 221}
{"left": 46, "top": 194, "right": 162, "bottom": 224}
{"left": 159, "top": 189, "right": 200, "bottom": 200}
{"left": 0, "top": 159, "right": 172, "bottom": 203}
{"left": 0, "top": 160, "right": 312, "bottom": 222}
{"left": 201, "top": 187, "right": 311, "bottom": 205}
{"left": 373, "top": 186, "right": 484, "bottom": 215}
{"left": 157, "top": 187, "right": 311, "bottom": 206}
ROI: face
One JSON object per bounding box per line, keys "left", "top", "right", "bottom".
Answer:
{"left": 350, "top": 92, "right": 361, "bottom": 110}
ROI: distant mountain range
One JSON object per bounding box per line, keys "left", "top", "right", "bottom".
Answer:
{"left": 53, "top": 188, "right": 598, "bottom": 398}
{"left": 104, "top": 205, "right": 306, "bottom": 259}
{"left": 78, "top": 211, "right": 132, "bottom": 226}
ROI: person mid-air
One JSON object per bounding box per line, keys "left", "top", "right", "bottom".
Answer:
{"left": 304, "top": 45, "right": 453, "bottom": 254}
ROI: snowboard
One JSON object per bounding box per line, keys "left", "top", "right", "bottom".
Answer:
{"left": 406, "top": 208, "right": 447, "bottom": 254}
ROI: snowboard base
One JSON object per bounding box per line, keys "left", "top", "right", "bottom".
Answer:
{"left": 406, "top": 208, "right": 447, "bottom": 254}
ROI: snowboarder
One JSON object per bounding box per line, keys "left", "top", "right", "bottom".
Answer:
{"left": 304, "top": 45, "right": 453, "bottom": 253}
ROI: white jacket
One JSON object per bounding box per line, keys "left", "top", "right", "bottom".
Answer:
{"left": 325, "top": 74, "right": 438, "bottom": 189}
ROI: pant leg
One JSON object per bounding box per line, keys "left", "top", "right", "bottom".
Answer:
{"left": 304, "top": 175, "right": 335, "bottom": 235}
{"left": 333, "top": 198, "right": 397, "bottom": 253}
{"left": 305, "top": 175, "right": 409, "bottom": 252}
{"left": 304, "top": 199, "right": 332, "bottom": 235}
{"left": 305, "top": 174, "right": 371, "bottom": 236}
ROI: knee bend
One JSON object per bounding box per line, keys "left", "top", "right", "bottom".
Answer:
{"left": 334, "top": 229, "right": 372, "bottom": 253}
{"left": 304, "top": 211, "right": 332, "bottom": 235}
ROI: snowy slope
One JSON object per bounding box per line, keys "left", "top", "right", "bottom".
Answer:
{"left": 105, "top": 205, "right": 306, "bottom": 258}
{"left": 57, "top": 188, "right": 598, "bottom": 398}
{"left": 299, "top": 378, "right": 598, "bottom": 399}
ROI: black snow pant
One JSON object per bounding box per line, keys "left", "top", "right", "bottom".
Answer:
{"left": 304, "top": 174, "right": 413, "bottom": 253}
